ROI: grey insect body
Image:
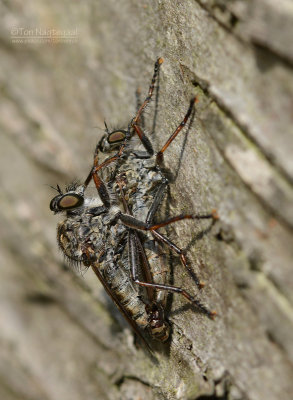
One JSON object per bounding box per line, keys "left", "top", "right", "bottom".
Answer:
{"left": 57, "top": 153, "right": 168, "bottom": 337}
{"left": 50, "top": 58, "right": 217, "bottom": 348}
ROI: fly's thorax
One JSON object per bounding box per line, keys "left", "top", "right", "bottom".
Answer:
{"left": 100, "top": 205, "right": 122, "bottom": 225}
{"left": 83, "top": 197, "right": 104, "bottom": 208}
{"left": 131, "top": 170, "right": 165, "bottom": 221}
{"left": 99, "top": 148, "right": 132, "bottom": 183}
{"left": 113, "top": 154, "right": 166, "bottom": 220}
{"left": 56, "top": 207, "right": 115, "bottom": 265}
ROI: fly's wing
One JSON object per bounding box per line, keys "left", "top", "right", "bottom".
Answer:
{"left": 90, "top": 263, "right": 152, "bottom": 353}
{"left": 132, "top": 220, "right": 168, "bottom": 307}
{"left": 132, "top": 230, "right": 155, "bottom": 302}
{"left": 143, "top": 234, "right": 169, "bottom": 306}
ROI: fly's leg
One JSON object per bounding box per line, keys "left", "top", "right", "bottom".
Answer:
{"left": 156, "top": 97, "right": 197, "bottom": 164}
{"left": 135, "top": 88, "right": 145, "bottom": 131}
{"left": 128, "top": 228, "right": 216, "bottom": 319}
{"left": 133, "top": 89, "right": 152, "bottom": 156}
{"left": 145, "top": 181, "right": 218, "bottom": 288}
{"left": 83, "top": 143, "right": 126, "bottom": 209}
{"left": 150, "top": 212, "right": 218, "bottom": 289}
{"left": 150, "top": 229, "right": 205, "bottom": 290}
{"left": 132, "top": 57, "right": 163, "bottom": 125}
{"left": 120, "top": 208, "right": 218, "bottom": 289}
{"left": 144, "top": 180, "right": 169, "bottom": 306}
{"left": 148, "top": 211, "right": 219, "bottom": 231}
{"left": 132, "top": 124, "right": 154, "bottom": 156}
{"left": 120, "top": 213, "right": 217, "bottom": 317}
{"left": 146, "top": 180, "right": 218, "bottom": 225}
{"left": 129, "top": 57, "right": 163, "bottom": 156}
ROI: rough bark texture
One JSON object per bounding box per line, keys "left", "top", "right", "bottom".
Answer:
{"left": 0, "top": 1, "right": 293, "bottom": 399}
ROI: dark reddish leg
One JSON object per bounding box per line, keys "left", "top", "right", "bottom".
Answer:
{"left": 83, "top": 143, "right": 126, "bottom": 209}
{"left": 156, "top": 97, "right": 197, "bottom": 164}
{"left": 119, "top": 209, "right": 218, "bottom": 290}
{"left": 151, "top": 229, "right": 204, "bottom": 290}
{"left": 120, "top": 212, "right": 218, "bottom": 313}
{"left": 135, "top": 88, "right": 145, "bottom": 130}
{"left": 128, "top": 229, "right": 215, "bottom": 320}
{"left": 148, "top": 210, "right": 219, "bottom": 231}
{"left": 129, "top": 58, "right": 163, "bottom": 155}
{"left": 119, "top": 171, "right": 218, "bottom": 290}
{"left": 132, "top": 57, "right": 163, "bottom": 125}
{"left": 128, "top": 229, "right": 216, "bottom": 318}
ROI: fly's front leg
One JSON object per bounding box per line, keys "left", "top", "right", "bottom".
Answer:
{"left": 132, "top": 124, "right": 154, "bottom": 156}
{"left": 150, "top": 229, "right": 203, "bottom": 289}
{"left": 146, "top": 179, "right": 218, "bottom": 226}
{"left": 132, "top": 57, "right": 163, "bottom": 125}
{"left": 148, "top": 210, "right": 219, "bottom": 230}
{"left": 83, "top": 143, "right": 126, "bottom": 209}
{"left": 129, "top": 57, "right": 163, "bottom": 156}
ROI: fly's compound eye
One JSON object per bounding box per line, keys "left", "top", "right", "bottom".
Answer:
{"left": 98, "top": 130, "right": 128, "bottom": 152}
{"left": 50, "top": 193, "right": 84, "bottom": 212}
{"left": 58, "top": 193, "right": 84, "bottom": 209}
{"left": 107, "top": 130, "right": 127, "bottom": 144}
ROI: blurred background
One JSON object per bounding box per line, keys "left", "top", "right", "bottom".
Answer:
{"left": 0, "top": 1, "right": 293, "bottom": 399}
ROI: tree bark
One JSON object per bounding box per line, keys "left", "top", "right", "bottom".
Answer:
{"left": 0, "top": 1, "right": 293, "bottom": 399}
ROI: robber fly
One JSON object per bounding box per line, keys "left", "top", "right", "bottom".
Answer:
{"left": 50, "top": 58, "right": 217, "bottom": 347}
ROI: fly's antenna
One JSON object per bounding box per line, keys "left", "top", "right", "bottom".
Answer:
{"left": 104, "top": 120, "right": 110, "bottom": 134}
{"left": 48, "top": 184, "right": 63, "bottom": 195}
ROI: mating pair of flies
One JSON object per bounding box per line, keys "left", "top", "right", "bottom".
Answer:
{"left": 50, "top": 58, "right": 218, "bottom": 348}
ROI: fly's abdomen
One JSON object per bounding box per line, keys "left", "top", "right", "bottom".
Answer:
{"left": 103, "top": 260, "right": 170, "bottom": 342}
{"left": 101, "top": 260, "right": 149, "bottom": 330}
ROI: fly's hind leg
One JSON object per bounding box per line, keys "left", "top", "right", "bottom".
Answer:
{"left": 120, "top": 212, "right": 217, "bottom": 318}
{"left": 128, "top": 228, "right": 216, "bottom": 319}
{"left": 156, "top": 97, "right": 197, "bottom": 164}
{"left": 145, "top": 180, "right": 218, "bottom": 289}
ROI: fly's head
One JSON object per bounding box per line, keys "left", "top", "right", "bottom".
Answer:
{"left": 49, "top": 182, "right": 85, "bottom": 215}
{"left": 50, "top": 182, "right": 104, "bottom": 266}
{"left": 98, "top": 121, "right": 129, "bottom": 153}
